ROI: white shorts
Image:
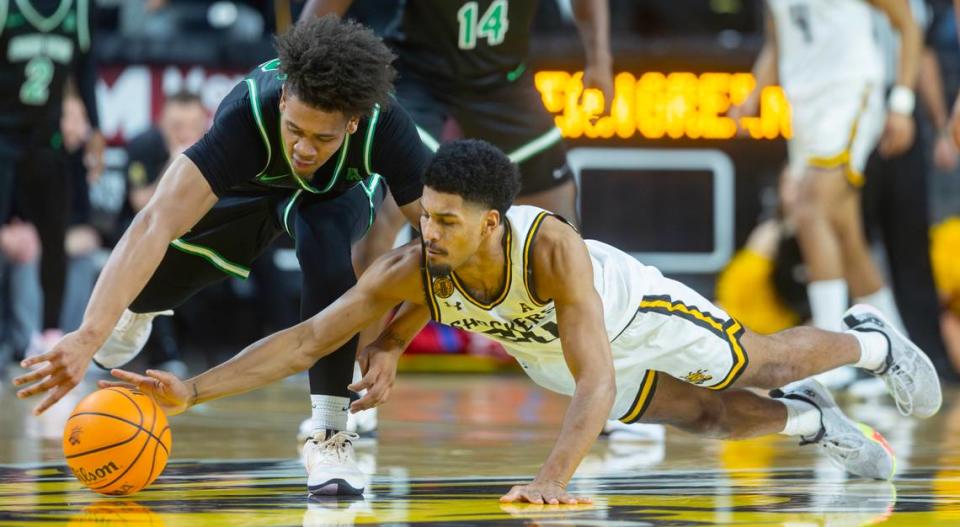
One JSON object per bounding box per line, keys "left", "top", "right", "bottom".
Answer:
{"left": 612, "top": 274, "right": 748, "bottom": 424}
{"left": 786, "top": 83, "right": 885, "bottom": 187}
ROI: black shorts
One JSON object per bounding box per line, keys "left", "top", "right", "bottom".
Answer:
{"left": 395, "top": 67, "right": 571, "bottom": 196}
{"left": 131, "top": 178, "right": 387, "bottom": 313}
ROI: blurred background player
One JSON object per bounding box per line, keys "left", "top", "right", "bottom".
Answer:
{"left": 858, "top": 0, "right": 958, "bottom": 387}
{"left": 738, "top": 0, "right": 919, "bottom": 346}
{"left": 0, "top": 0, "right": 105, "bottom": 351}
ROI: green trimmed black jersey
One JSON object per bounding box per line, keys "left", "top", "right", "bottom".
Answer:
{"left": 184, "top": 58, "right": 427, "bottom": 206}
{"left": 384, "top": 0, "right": 538, "bottom": 86}
{"left": 0, "top": 0, "right": 95, "bottom": 155}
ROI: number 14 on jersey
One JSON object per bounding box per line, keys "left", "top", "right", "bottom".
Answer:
{"left": 457, "top": 0, "right": 509, "bottom": 49}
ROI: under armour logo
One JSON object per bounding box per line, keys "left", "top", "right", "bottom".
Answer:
{"left": 445, "top": 301, "right": 464, "bottom": 311}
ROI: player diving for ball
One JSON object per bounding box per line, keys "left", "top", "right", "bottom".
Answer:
{"left": 98, "top": 140, "right": 940, "bottom": 503}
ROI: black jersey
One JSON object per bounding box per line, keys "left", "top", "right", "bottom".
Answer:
{"left": 184, "top": 59, "right": 428, "bottom": 206}
{"left": 385, "top": 0, "right": 537, "bottom": 87}
{"left": 0, "top": 0, "right": 93, "bottom": 154}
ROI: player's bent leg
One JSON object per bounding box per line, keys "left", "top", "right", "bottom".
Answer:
{"left": 637, "top": 372, "right": 895, "bottom": 479}
{"left": 637, "top": 371, "right": 788, "bottom": 439}
{"left": 294, "top": 188, "right": 374, "bottom": 496}
{"left": 733, "top": 327, "right": 861, "bottom": 389}
{"left": 734, "top": 321, "right": 941, "bottom": 418}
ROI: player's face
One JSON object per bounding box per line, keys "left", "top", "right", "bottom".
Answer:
{"left": 420, "top": 186, "right": 498, "bottom": 276}
{"left": 279, "top": 91, "right": 359, "bottom": 177}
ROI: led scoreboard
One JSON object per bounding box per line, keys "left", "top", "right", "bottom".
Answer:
{"left": 534, "top": 71, "right": 792, "bottom": 141}
{"left": 530, "top": 71, "right": 790, "bottom": 273}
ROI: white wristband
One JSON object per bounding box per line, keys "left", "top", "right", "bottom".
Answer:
{"left": 888, "top": 85, "right": 915, "bottom": 115}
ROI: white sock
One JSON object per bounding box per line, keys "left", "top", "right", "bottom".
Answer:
{"left": 779, "top": 397, "right": 822, "bottom": 437}
{"left": 807, "top": 279, "right": 847, "bottom": 332}
{"left": 855, "top": 287, "right": 907, "bottom": 335}
{"left": 849, "top": 330, "right": 889, "bottom": 371}
{"left": 310, "top": 395, "right": 350, "bottom": 435}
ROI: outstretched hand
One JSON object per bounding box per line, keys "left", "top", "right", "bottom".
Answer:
{"left": 98, "top": 369, "right": 193, "bottom": 416}
{"left": 14, "top": 330, "right": 101, "bottom": 415}
{"left": 500, "top": 481, "right": 592, "bottom": 505}
{"left": 348, "top": 346, "right": 401, "bottom": 412}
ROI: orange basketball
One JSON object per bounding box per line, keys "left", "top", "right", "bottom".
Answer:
{"left": 63, "top": 387, "right": 172, "bottom": 496}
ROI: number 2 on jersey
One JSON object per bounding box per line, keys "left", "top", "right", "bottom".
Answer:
{"left": 457, "top": 0, "right": 509, "bottom": 50}
{"left": 20, "top": 56, "right": 54, "bottom": 106}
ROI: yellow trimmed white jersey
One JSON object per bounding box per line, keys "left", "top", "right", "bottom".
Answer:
{"left": 422, "top": 206, "right": 749, "bottom": 423}
{"left": 767, "top": 0, "right": 884, "bottom": 100}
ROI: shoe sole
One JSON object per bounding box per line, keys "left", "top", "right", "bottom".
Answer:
{"left": 852, "top": 422, "right": 896, "bottom": 481}
{"left": 307, "top": 478, "right": 365, "bottom": 496}
{"left": 845, "top": 305, "right": 942, "bottom": 418}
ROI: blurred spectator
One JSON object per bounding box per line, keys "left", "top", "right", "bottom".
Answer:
{"left": 0, "top": 220, "right": 42, "bottom": 381}
{"left": 121, "top": 91, "right": 208, "bottom": 230}
{"left": 59, "top": 96, "right": 104, "bottom": 334}
{"left": 860, "top": 0, "right": 958, "bottom": 381}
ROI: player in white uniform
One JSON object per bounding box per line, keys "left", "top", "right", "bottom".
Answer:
{"left": 94, "top": 141, "right": 941, "bottom": 502}
{"left": 738, "top": 1, "right": 920, "bottom": 334}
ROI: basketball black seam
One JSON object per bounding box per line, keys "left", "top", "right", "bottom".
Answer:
{"left": 64, "top": 389, "right": 148, "bottom": 460}
{"left": 91, "top": 393, "right": 159, "bottom": 491}
{"left": 67, "top": 413, "right": 169, "bottom": 455}
{"left": 63, "top": 425, "right": 143, "bottom": 459}
{"left": 144, "top": 430, "right": 161, "bottom": 488}
{"left": 107, "top": 387, "right": 145, "bottom": 428}
{"left": 137, "top": 402, "right": 161, "bottom": 490}
{"left": 92, "top": 420, "right": 154, "bottom": 491}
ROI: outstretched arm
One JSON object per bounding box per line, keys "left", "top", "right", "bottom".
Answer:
{"left": 105, "top": 246, "right": 425, "bottom": 415}
{"left": 501, "top": 217, "right": 616, "bottom": 505}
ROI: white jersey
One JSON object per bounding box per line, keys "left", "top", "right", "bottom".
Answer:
{"left": 768, "top": 0, "right": 884, "bottom": 100}
{"left": 422, "top": 206, "right": 667, "bottom": 420}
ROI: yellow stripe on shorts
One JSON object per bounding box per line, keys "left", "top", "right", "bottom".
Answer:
{"left": 637, "top": 296, "right": 749, "bottom": 391}
{"left": 619, "top": 370, "right": 658, "bottom": 424}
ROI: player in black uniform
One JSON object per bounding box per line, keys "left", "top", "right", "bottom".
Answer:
{"left": 0, "top": 0, "right": 104, "bottom": 334}
{"left": 13, "top": 17, "right": 429, "bottom": 496}
{"left": 303, "top": 0, "right": 610, "bottom": 249}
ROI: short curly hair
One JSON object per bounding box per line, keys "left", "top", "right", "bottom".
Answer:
{"left": 424, "top": 140, "right": 521, "bottom": 219}
{"left": 275, "top": 15, "right": 396, "bottom": 117}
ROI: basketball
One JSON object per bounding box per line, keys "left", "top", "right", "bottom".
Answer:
{"left": 62, "top": 387, "right": 172, "bottom": 496}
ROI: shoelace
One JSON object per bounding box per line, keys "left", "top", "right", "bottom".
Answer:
{"left": 311, "top": 431, "right": 359, "bottom": 464}
{"left": 882, "top": 361, "right": 915, "bottom": 416}
{"left": 817, "top": 431, "right": 868, "bottom": 473}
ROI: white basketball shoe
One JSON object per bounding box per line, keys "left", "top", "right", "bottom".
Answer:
{"left": 303, "top": 431, "right": 366, "bottom": 496}
{"left": 92, "top": 309, "right": 174, "bottom": 369}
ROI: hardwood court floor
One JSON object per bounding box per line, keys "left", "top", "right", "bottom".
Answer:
{"left": 2, "top": 372, "right": 960, "bottom": 526}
